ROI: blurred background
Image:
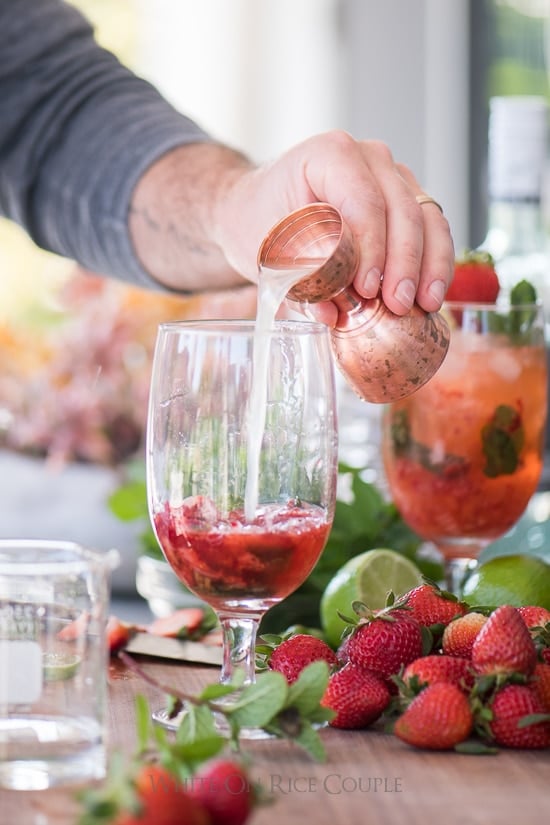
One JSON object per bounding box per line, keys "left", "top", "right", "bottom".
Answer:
{"left": 1, "top": 0, "right": 549, "bottom": 607}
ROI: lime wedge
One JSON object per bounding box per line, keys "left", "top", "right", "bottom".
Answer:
{"left": 43, "top": 651, "right": 81, "bottom": 682}
{"left": 320, "top": 548, "right": 423, "bottom": 647}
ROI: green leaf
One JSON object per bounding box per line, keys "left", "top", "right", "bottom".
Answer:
{"left": 454, "top": 739, "right": 499, "bottom": 755}
{"left": 199, "top": 683, "right": 240, "bottom": 701}
{"left": 107, "top": 481, "right": 148, "bottom": 521}
{"left": 517, "top": 712, "right": 550, "bottom": 728}
{"left": 482, "top": 404, "right": 524, "bottom": 477}
{"left": 285, "top": 661, "right": 330, "bottom": 715}
{"left": 291, "top": 719, "right": 327, "bottom": 762}
{"left": 176, "top": 704, "right": 219, "bottom": 746}
{"left": 134, "top": 694, "right": 152, "bottom": 754}
{"left": 226, "top": 672, "right": 288, "bottom": 728}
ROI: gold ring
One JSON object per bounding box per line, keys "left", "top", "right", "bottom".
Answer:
{"left": 415, "top": 194, "right": 444, "bottom": 214}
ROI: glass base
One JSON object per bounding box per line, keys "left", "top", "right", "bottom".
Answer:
{"left": 152, "top": 706, "right": 274, "bottom": 741}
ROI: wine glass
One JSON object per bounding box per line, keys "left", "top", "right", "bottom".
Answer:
{"left": 146, "top": 319, "right": 338, "bottom": 731}
{"left": 381, "top": 298, "right": 547, "bottom": 594}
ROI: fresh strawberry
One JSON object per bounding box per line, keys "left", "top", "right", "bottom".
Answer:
{"left": 268, "top": 633, "right": 338, "bottom": 684}
{"left": 394, "top": 682, "right": 473, "bottom": 750}
{"left": 57, "top": 611, "right": 90, "bottom": 641}
{"left": 346, "top": 609, "right": 424, "bottom": 680}
{"left": 446, "top": 249, "right": 500, "bottom": 303}
{"left": 321, "top": 662, "right": 390, "bottom": 729}
{"left": 517, "top": 605, "right": 550, "bottom": 631}
{"left": 146, "top": 607, "right": 210, "bottom": 640}
{"left": 402, "top": 654, "right": 474, "bottom": 693}
{"left": 402, "top": 582, "right": 467, "bottom": 629}
{"left": 471, "top": 605, "right": 537, "bottom": 677}
{"left": 442, "top": 612, "right": 487, "bottom": 658}
{"left": 105, "top": 764, "right": 209, "bottom": 825}
{"left": 532, "top": 662, "right": 550, "bottom": 712}
{"left": 189, "top": 759, "right": 255, "bottom": 825}
{"left": 486, "top": 684, "right": 550, "bottom": 749}
{"left": 107, "top": 615, "right": 136, "bottom": 655}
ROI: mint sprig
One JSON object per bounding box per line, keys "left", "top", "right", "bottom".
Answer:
{"left": 489, "top": 279, "right": 542, "bottom": 342}
{"left": 119, "top": 651, "right": 334, "bottom": 761}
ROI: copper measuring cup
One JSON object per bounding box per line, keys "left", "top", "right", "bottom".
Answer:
{"left": 257, "top": 203, "right": 450, "bottom": 403}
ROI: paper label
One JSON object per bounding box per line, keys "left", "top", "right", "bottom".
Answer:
{"left": 0, "top": 640, "right": 43, "bottom": 705}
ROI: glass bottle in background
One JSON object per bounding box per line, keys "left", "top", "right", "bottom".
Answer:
{"left": 482, "top": 96, "right": 550, "bottom": 306}
{"left": 479, "top": 95, "right": 550, "bottom": 490}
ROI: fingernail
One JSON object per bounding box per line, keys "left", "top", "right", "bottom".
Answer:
{"left": 358, "top": 267, "right": 382, "bottom": 297}
{"left": 428, "top": 279, "right": 446, "bottom": 307}
{"left": 393, "top": 278, "right": 416, "bottom": 310}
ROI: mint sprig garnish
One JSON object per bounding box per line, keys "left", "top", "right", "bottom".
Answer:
{"left": 481, "top": 404, "right": 524, "bottom": 477}
{"left": 119, "top": 651, "right": 334, "bottom": 761}
{"left": 489, "top": 279, "right": 542, "bottom": 342}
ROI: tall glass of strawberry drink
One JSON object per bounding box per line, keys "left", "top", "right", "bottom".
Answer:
{"left": 382, "top": 275, "right": 547, "bottom": 594}
{"left": 147, "top": 320, "right": 338, "bottom": 727}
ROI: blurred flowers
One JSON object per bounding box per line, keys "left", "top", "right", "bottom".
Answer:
{"left": 0, "top": 268, "right": 257, "bottom": 468}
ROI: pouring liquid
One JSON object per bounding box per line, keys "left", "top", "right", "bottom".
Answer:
{"left": 243, "top": 264, "right": 319, "bottom": 521}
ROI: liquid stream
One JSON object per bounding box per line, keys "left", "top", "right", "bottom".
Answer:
{"left": 243, "top": 264, "right": 319, "bottom": 520}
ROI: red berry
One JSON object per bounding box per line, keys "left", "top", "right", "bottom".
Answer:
{"left": 394, "top": 683, "right": 473, "bottom": 750}
{"left": 442, "top": 612, "right": 487, "bottom": 659}
{"left": 116, "top": 765, "right": 209, "bottom": 825}
{"left": 471, "top": 606, "right": 537, "bottom": 677}
{"left": 346, "top": 612, "right": 423, "bottom": 680}
{"left": 321, "top": 662, "right": 390, "bottom": 729}
{"left": 517, "top": 605, "right": 550, "bottom": 632}
{"left": 446, "top": 250, "right": 500, "bottom": 304}
{"left": 532, "top": 662, "right": 550, "bottom": 713}
{"left": 147, "top": 608, "right": 207, "bottom": 639}
{"left": 488, "top": 685, "right": 550, "bottom": 749}
{"left": 189, "top": 759, "right": 254, "bottom": 825}
{"left": 403, "top": 582, "right": 467, "bottom": 628}
{"left": 106, "top": 616, "right": 134, "bottom": 655}
{"left": 268, "top": 634, "right": 338, "bottom": 684}
{"left": 402, "top": 654, "right": 474, "bottom": 692}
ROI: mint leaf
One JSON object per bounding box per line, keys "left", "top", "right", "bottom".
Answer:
{"left": 482, "top": 404, "right": 524, "bottom": 477}
{"left": 226, "top": 672, "right": 288, "bottom": 728}
{"left": 290, "top": 719, "right": 327, "bottom": 762}
{"left": 134, "top": 694, "right": 152, "bottom": 754}
{"left": 285, "top": 661, "right": 330, "bottom": 715}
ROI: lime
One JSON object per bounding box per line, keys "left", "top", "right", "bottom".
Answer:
{"left": 462, "top": 554, "right": 550, "bottom": 610}
{"left": 320, "top": 548, "right": 423, "bottom": 647}
{"left": 43, "top": 652, "right": 81, "bottom": 682}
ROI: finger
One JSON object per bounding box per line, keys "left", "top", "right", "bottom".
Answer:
{"left": 293, "top": 132, "right": 388, "bottom": 293}
{"left": 395, "top": 164, "right": 455, "bottom": 312}
{"left": 351, "top": 143, "right": 428, "bottom": 314}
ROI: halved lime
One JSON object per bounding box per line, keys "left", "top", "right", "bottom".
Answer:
{"left": 43, "top": 651, "right": 81, "bottom": 681}
{"left": 462, "top": 554, "right": 550, "bottom": 610}
{"left": 320, "top": 548, "right": 423, "bottom": 647}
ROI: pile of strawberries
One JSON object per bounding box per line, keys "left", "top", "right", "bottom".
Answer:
{"left": 266, "top": 582, "right": 550, "bottom": 751}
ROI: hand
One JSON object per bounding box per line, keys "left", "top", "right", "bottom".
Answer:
{"left": 129, "top": 131, "right": 454, "bottom": 322}
{"left": 214, "top": 131, "right": 454, "bottom": 323}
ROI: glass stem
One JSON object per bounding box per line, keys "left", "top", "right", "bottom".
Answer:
{"left": 218, "top": 613, "right": 262, "bottom": 685}
{"left": 444, "top": 557, "right": 477, "bottom": 596}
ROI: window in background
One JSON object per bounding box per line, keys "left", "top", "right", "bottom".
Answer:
{"left": 469, "top": 0, "right": 550, "bottom": 247}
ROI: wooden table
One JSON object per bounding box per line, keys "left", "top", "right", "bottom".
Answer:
{"left": 3, "top": 656, "right": 550, "bottom": 825}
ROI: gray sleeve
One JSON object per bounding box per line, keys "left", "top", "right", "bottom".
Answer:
{"left": 0, "top": 0, "right": 212, "bottom": 288}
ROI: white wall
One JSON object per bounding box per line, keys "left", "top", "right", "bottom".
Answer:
{"left": 135, "top": 0, "right": 470, "bottom": 248}
{"left": 342, "top": 0, "right": 470, "bottom": 251}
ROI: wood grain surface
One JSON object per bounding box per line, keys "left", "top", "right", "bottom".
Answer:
{"left": 2, "top": 657, "right": 549, "bottom": 825}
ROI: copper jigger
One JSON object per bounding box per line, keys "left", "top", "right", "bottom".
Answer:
{"left": 258, "top": 203, "right": 450, "bottom": 404}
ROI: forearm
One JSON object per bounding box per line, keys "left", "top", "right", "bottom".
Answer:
{"left": 0, "top": 0, "right": 217, "bottom": 290}
{"left": 129, "top": 143, "right": 255, "bottom": 292}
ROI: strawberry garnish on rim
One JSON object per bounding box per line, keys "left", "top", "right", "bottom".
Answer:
{"left": 447, "top": 249, "right": 500, "bottom": 304}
